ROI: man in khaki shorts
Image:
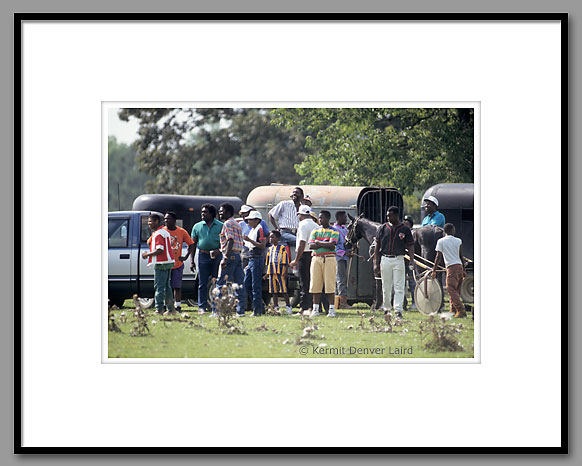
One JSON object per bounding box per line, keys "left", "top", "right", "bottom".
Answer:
{"left": 308, "top": 210, "right": 340, "bottom": 317}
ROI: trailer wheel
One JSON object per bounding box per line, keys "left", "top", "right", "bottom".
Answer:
{"left": 290, "top": 289, "right": 300, "bottom": 308}
{"left": 460, "top": 273, "right": 474, "bottom": 303}
{"left": 138, "top": 298, "right": 155, "bottom": 309}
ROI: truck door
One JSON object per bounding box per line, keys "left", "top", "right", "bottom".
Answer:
{"left": 137, "top": 214, "right": 155, "bottom": 298}
{"left": 108, "top": 216, "right": 133, "bottom": 297}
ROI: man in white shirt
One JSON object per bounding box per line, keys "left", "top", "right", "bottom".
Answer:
{"left": 431, "top": 223, "right": 466, "bottom": 318}
{"left": 268, "top": 186, "right": 304, "bottom": 246}
{"left": 289, "top": 205, "right": 319, "bottom": 312}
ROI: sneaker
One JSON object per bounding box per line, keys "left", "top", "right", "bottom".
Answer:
{"left": 198, "top": 309, "right": 206, "bottom": 315}
{"left": 176, "top": 306, "right": 182, "bottom": 313}
{"left": 310, "top": 310, "right": 320, "bottom": 317}
{"left": 327, "top": 311, "right": 336, "bottom": 318}
{"left": 235, "top": 313, "right": 246, "bottom": 318}
{"left": 209, "top": 313, "right": 218, "bottom": 318}
{"left": 396, "top": 311, "right": 403, "bottom": 319}
{"left": 154, "top": 310, "right": 163, "bottom": 315}
{"left": 286, "top": 307, "right": 293, "bottom": 315}
{"left": 410, "top": 304, "right": 417, "bottom": 310}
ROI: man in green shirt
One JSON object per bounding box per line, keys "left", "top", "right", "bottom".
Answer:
{"left": 190, "top": 203, "right": 223, "bottom": 314}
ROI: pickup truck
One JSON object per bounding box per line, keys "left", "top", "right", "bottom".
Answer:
{"left": 108, "top": 211, "right": 197, "bottom": 308}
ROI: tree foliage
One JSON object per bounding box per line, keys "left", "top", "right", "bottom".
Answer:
{"left": 270, "top": 108, "right": 474, "bottom": 195}
{"left": 118, "top": 108, "right": 310, "bottom": 201}
{"left": 108, "top": 136, "right": 151, "bottom": 211}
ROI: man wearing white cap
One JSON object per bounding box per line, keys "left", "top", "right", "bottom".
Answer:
{"left": 239, "top": 204, "right": 269, "bottom": 269}
{"left": 242, "top": 210, "right": 267, "bottom": 316}
{"left": 421, "top": 195, "right": 446, "bottom": 228}
{"left": 289, "top": 205, "right": 319, "bottom": 313}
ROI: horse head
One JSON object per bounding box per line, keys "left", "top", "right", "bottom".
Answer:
{"left": 345, "top": 213, "right": 365, "bottom": 246}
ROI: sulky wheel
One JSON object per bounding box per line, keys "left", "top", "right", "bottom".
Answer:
{"left": 460, "top": 272, "right": 474, "bottom": 303}
{"left": 414, "top": 273, "right": 443, "bottom": 315}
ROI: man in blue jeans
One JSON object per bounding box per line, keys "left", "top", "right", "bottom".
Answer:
{"left": 190, "top": 204, "right": 223, "bottom": 314}
{"left": 216, "top": 203, "right": 246, "bottom": 317}
{"left": 242, "top": 210, "right": 267, "bottom": 316}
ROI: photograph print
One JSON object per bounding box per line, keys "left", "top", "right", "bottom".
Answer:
{"left": 106, "top": 106, "right": 476, "bottom": 360}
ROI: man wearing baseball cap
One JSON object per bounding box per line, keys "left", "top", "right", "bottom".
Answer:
{"left": 242, "top": 210, "right": 267, "bottom": 316}
{"left": 239, "top": 204, "right": 269, "bottom": 269}
{"left": 289, "top": 205, "right": 319, "bottom": 313}
{"left": 421, "top": 195, "right": 445, "bottom": 228}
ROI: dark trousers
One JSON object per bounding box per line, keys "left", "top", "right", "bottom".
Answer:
{"left": 244, "top": 256, "right": 264, "bottom": 315}
{"left": 298, "top": 253, "right": 313, "bottom": 310}
{"left": 198, "top": 251, "right": 221, "bottom": 311}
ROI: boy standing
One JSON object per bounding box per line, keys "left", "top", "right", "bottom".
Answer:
{"left": 431, "top": 223, "right": 466, "bottom": 318}
{"left": 308, "top": 210, "right": 339, "bottom": 318}
{"left": 142, "top": 214, "right": 177, "bottom": 315}
{"left": 264, "top": 230, "right": 293, "bottom": 315}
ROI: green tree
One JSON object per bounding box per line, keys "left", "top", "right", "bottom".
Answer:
{"left": 118, "top": 108, "right": 311, "bottom": 201}
{"left": 270, "top": 108, "right": 474, "bottom": 195}
{"left": 108, "top": 136, "right": 152, "bottom": 211}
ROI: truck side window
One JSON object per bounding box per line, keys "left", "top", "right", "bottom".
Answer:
{"left": 140, "top": 216, "right": 151, "bottom": 243}
{"left": 108, "top": 218, "right": 129, "bottom": 248}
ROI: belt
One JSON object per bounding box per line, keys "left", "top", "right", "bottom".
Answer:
{"left": 199, "top": 249, "right": 212, "bottom": 254}
{"left": 281, "top": 228, "right": 297, "bottom": 234}
{"left": 383, "top": 254, "right": 402, "bottom": 258}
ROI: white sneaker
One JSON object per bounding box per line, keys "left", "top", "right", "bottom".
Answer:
{"left": 310, "top": 310, "right": 320, "bottom": 317}
{"left": 286, "top": 307, "right": 293, "bottom": 315}
{"left": 209, "top": 312, "right": 218, "bottom": 318}
{"left": 327, "top": 311, "right": 336, "bottom": 318}
{"left": 410, "top": 304, "right": 417, "bottom": 310}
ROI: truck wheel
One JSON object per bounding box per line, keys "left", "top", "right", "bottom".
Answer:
{"left": 138, "top": 298, "right": 155, "bottom": 309}
{"left": 460, "top": 273, "right": 474, "bottom": 303}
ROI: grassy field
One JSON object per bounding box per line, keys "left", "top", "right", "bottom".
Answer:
{"left": 108, "top": 298, "right": 475, "bottom": 359}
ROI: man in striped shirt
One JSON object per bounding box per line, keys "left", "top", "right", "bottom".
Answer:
{"left": 216, "top": 203, "right": 246, "bottom": 317}
{"left": 308, "top": 210, "right": 340, "bottom": 317}
{"left": 141, "top": 213, "right": 177, "bottom": 315}
{"left": 268, "top": 186, "right": 304, "bottom": 246}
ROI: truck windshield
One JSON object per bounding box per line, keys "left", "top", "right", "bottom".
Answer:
{"left": 108, "top": 218, "right": 129, "bottom": 248}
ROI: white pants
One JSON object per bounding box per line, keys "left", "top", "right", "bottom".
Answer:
{"left": 380, "top": 256, "right": 405, "bottom": 311}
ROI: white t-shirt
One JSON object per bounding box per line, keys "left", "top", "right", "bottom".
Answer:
{"left": 435, "top": 235, "right": 463, "bottom": 267}
{"left": 296, "top": 218, "right": 319, "bottom": 251}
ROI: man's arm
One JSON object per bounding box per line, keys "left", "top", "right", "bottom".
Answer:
{"left": 406, "top": 244, "right": 417, "bottom": 272}
{"left": 431, "top": 251, "right": 443, "bottom": 279}
{"left": 459, "top": 244, "right": 466, "bottom": 278}
{"left": 289, "top": 240, "right": 306, "bottom": 268}
{"left": 220, "top": 238, "right": 234, "bottom": 268}
{"left": 268, "top": 212, "right": 280, "bottom": 230}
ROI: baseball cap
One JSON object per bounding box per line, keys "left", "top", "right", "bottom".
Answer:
{"left": 423, "top": 195, "right": 439, "bottom": 207}
{"left": 239, "top": 205, "right": 253, "bottom": 214}
{"left": 247, "top": 210, "right": 262, "bottom": 220}
{"left": 297, "top": 205, "right": 313, "bottom": 215}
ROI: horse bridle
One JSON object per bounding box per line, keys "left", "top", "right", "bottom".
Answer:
{"left": 345, "top": 214, "right": 361, "bottom": 247}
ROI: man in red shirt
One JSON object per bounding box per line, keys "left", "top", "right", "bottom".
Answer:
{"left": 164, "top": 212, "right": 195, "bottom": 312}
{"left": 142, "top": 214, "right": 176, "bottom": 315}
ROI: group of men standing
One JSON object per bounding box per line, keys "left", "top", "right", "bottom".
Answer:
{"left": 143, "top": 187, "right": 467, "bottom": 319}
{"left": 373, "top": 195, "right": 467, "bottom": 319}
